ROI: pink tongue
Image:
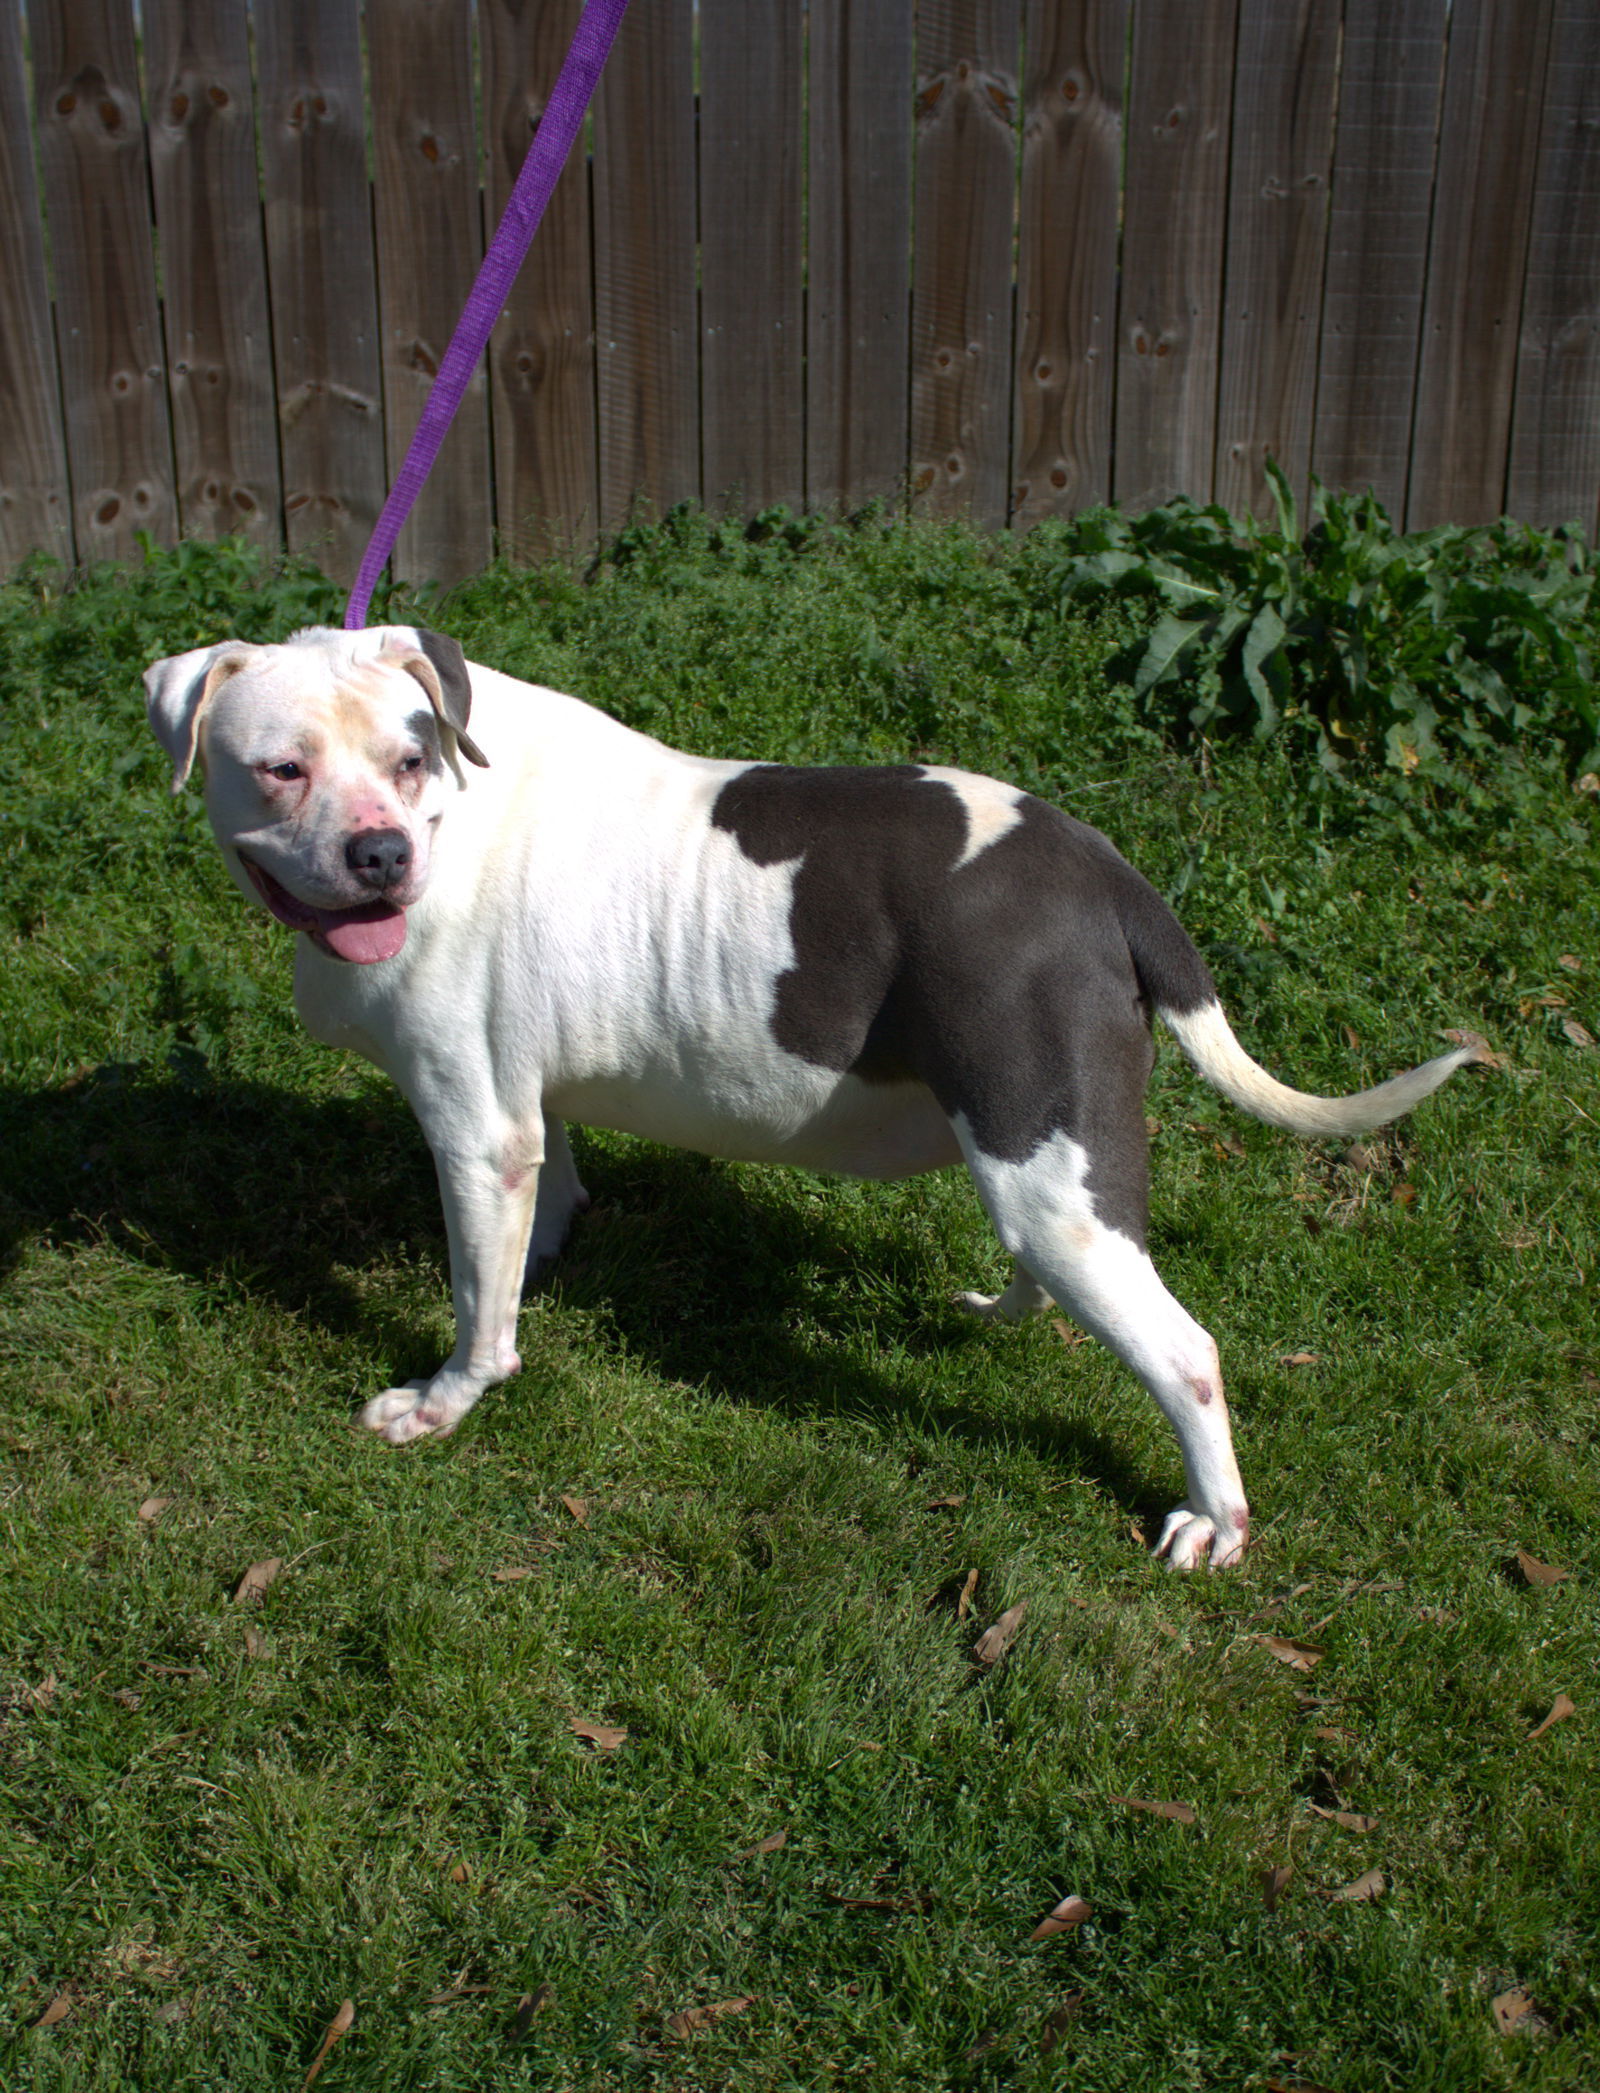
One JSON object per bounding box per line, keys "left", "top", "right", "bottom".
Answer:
{"left": 315, "top": 905, "right": 408, "bottom": 964}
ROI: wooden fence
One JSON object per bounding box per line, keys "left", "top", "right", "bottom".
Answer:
{"left": 3, "top": 0, "right": 1599, "bottom": 592}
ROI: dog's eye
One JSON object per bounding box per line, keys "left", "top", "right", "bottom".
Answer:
{"left": 267, "top": 760, "right": 304, "bottom": 783}
{"left": 398, "top": 754, "right": 424, "bottom": 775}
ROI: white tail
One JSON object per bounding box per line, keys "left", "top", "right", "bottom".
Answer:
{"left": 1163, "top": 1000, "right": 1482, "bottom": 1139}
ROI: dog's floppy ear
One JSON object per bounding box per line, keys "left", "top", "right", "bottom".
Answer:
{"left": 143, "top": 644, "right": 253, "bottom": 794}
{"left": 383, "top": 627, "right": 489, "bottom": 769}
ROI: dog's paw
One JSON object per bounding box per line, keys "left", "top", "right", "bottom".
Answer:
{"left": 954, "top": 1288, "right": 1010, "bottom": 1322}
{"left": 360, "top": 1381, "right": 460, "bottom": 1446}
{"left": 1153, "top": 1503, "right": 1248, "bottom": 1571}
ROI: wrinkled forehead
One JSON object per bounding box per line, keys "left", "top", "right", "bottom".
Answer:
{"left": 207, "top": 646, "right": 427, "bottom": 759}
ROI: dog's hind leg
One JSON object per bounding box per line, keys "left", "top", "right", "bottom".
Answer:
{"left": 527, "top": 1117, "right": 591, "bottom": 1276}
{"left": 956, "top": 1121, "right": 1250, "bottom": 1570}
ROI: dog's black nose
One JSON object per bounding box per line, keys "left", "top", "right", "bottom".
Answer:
{"left": 345, "top": 827, "right": 412, "bottom": 890}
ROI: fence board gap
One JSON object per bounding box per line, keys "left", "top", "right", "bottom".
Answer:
{"left": 592, "top": 0, "right": 698, "bottom": 539}
{"left": 911, "top": 0, "right": 1022, "bottom": 530}
{"left": 1407, "top": 0, "right": 1556, "bottom": 530}
{"left": 145, "top": 0, "right": 282, "bottom": 553}
{"left": 1506, "top": 0, "right": 1600, "bottom": 535}
{"left": 807, "top": 0, "right": 914, "bottom": 517}
{"left": 256, "top": 0, "right": 385, "bottom": 588}
{"left": 1113, "top": 0, "right": 1238, "bottom": 511}
{"left": 0, "top": 4, "right": 72, "bottom": 567}
{"left": 1213, "top": 0, "right": 1340, "bottom": 523}
{"left": 29, "top": 0, "right": 177, "bottom": 565}
{"left": 368, "top": 0, "right": 489, "bottom": 590}
{"left": 1012, "top": 0, "right": 1126, "bottom": 525}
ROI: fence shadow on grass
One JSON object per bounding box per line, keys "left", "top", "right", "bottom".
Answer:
{"left": 0, "top": 1062, "right": 1161, "bottom": 1520}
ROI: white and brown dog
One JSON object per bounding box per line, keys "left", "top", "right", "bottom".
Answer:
{"left": 144, "top": 625, "right": 1480, "bottom": 1568}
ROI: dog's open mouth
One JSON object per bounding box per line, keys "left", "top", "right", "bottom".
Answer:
{"left": 239, "top": 855, "right": 408, "bottom": 965}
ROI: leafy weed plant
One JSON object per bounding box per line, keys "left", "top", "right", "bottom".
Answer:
{"left": 1054, "top": 463, "right": 1600, "bottom": 784}
{"left": 0, "top": 523, "right": 1596, "bottom": 2089}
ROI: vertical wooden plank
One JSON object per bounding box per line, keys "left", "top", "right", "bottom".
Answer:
{"left": 1506, "top": 0, "right": 1600, "bottom": 533}
{"left": 1407, "top": 0, "right": 1555, "bottom": 529}
{"left": 1310, "top": 0, "right": 1446, "bottom": 517}
{"left": 592, "top": 0, "right": 699, "bottom": 536}
{"left": 482, "top": 0, "right": 598, "bottom": 563}
{"left": 256, "top": 0, "right": 385, "bottom": 587}
{"left": 807, "top": 0, "right": 914, "bottom": 514}
{"left": 28, "top": 0, "right": 177, "bottom": 564}
{"left": 910, "top": 0, "right": 1021, "bottom": 528}
{"left": 1012, "top": 0, "right": 1127, "bottom": 525}
{"left": 700, "top": 0, "right": 805, "bottom": 516}
{"left": 1113, "top": 0, "right": 1237, "bottom": 511}
{"left": 1213, "top": 0, "right": 1340, "bottom": 522}
{"left": 367, "top": 0, "right": 490, "bottom": 587}
{"left": 0, "top": 6, "right": 72, "bottom": 567}
{"left": 144, "top": 0, "right": 282, "bottom": 551}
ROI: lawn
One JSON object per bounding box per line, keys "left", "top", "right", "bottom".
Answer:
{"left": 1, "top": 514, "right": 1596, "bottom": 2090}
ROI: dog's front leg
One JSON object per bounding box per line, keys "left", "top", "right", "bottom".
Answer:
{"left": 360, "top": 1145, "right": 540, "bottom": 1445}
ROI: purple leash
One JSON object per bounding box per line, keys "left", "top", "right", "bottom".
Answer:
{"left": 345, "top": 0, "right": 632, "bottom": 631}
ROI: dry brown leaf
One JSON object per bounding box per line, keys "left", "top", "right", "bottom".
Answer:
{"left": 510, "top": 1983, "right": 553, "bottom": 2037}
{"left": 973, "top": 1600, "right": 1028, "bottom": 1665}
{"left": 1029, "top": 1894, "right": 1091, "bottom": 1941}
{"left": 1492, "top": 1986, "right": 1536, "bottom": 2036}
{"left": 1576, "top": 772, "right": 1600, "bottom": 797}
{"left": 825, "top": 1890, "right": 933, "bottom": 1915}
{"left": 732, "top": 1831, "right": 787, "bottom": 1861}
{"left": 925, "top": 1493, "right": 967, "bottom": 1511}
{"left": 1279, "top": 1352, "right": 1320, "bottom": 1368}
{"left": 34, "top": 1992, "right": 73, "bottom": 2029}
{"left": 1051, "top": 1317, "right": 1088, "bottom": 1348}
{"left": 957, "top": 1567, "right": 979, "bottom": 1621}
{"left": 112, "top": 1686, "right": 142, "bottom": 1711}
{"left": 1343, "top": 1024, "right": 1362, "bottom": 1051}
{"left": 1561, "top": 1018, "right": 1596, "bottom": 1049}
{"left": 569, "top": 1717, "right": 628, "bottom": 1752}
{"left": 1259, "top": 1635, "right": 1324, "bottom": 1671}
{"left": 1443, "top": 1027, "right": 1506, "bottom": 1069}
{"left": 1039, "top": 1992, "right": 1084, "bottom": 2052}
{"left": 447, "top": 1861, "right": 470, "bottom": 1884}
{"left": 424, "top": 1980, "right": 492, "bottom": 2006}
{"left": 1558, "top": 954, "right": 1582, "bottom": 973}
{"left": 137, "top": 1495, "right": 174, "bottom": 1524}
{"left": 490, "top": 1566, "right": 536, "bottom": 1583}
{"left": 1308, "top": 1804, "right": 1379, "bottom": 1833}
{"left": 1330, "top": 1868, "right": 1385, "bottom": 1902}
{"left": 233, "top": 1557, "right": 283, "bottom": 1605}
{"left": 1515, "top": 1550, "right": 1569, "bottom": 1587}
{"left": 299, "top": 1999, "right": 354, "bottom": 2092}
{"left": 560, "top": 1494, "right": 589, "bottom": 1526}
{"left": 1213, "top": 1132, "right": 1247, "bottom": 1160}
{"left": 1392, "top": 1183, "right": 1417, "bottom": 1207}
{"left": 1108, "top": 1793, "right": 1196, "bottom": 1825}
{"left": 1526, "top": 1692, "right": 1576, "bottom": 1742}
{"left": 665, "top": 1995, "right": 755, "bottom": 2038}
{"left": 1261, "top": 1864, "right": 1293, "bottom": 1913}
{"left": 242, "top": 1626, "right": 265, "bottom": 1660}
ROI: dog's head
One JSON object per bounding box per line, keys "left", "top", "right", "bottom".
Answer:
{"left": 144, "top": 624, "right": 488, "bottom": 966}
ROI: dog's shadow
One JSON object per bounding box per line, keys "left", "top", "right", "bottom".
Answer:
{"left": 0, "top": 1063, "right": 1158, "bottom": 1518}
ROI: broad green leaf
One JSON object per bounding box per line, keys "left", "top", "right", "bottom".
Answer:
{"left": 1133, "top": 612, "right": 1207, "bottom": 697}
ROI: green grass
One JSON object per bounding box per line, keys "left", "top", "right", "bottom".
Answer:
{"left": 1, "top": 521, "right": 1597, "bottom": 2089}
